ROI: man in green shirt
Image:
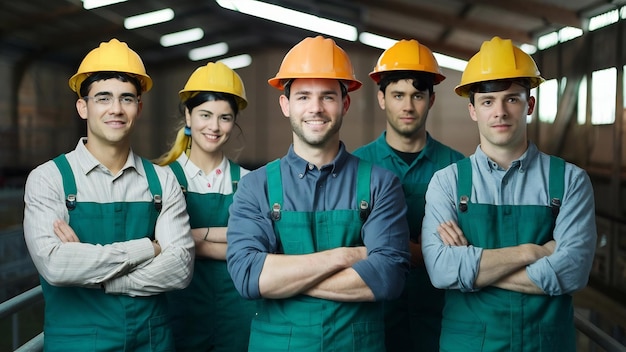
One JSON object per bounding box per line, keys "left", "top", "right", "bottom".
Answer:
{"left": 353, "top": 39, "right": 464, "bottom": 352}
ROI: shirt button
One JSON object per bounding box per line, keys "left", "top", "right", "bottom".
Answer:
{"left": 308, "top": 163, "right": 314, "bottom": 170}
{"left": 298, "top": 173, "right": 304, "bottom": 178}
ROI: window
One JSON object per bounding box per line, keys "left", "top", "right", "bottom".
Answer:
{"left": 577, "top": 76, "right": 587, "bottom": 125}
{"left": 538, "top": 79, "right": 558, "bottom": 123}
{"left": 591, "top": 68, "right": 616, "bottom": 125}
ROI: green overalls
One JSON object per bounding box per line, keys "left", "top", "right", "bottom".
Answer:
{"left": 440, "top": 157, "right": 575, "bottom": 352}
{"left": 167, "top": 160, "right": 256, "bottom": 352}
{"left": 384, "top": 155, "right": 451, "bottom": 352}
{"left": 247, "top": 159, "right": 384, "bottom": 352}
{"left": 44, "top": 155, "right": 173, "bottom": 352}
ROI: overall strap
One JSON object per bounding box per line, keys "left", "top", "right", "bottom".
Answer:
{"left": 229, "top": 159, "right": 240, "bottom": 192}
{"left": 266, "top": 159, "right": 283, "bottom": 221}
{"left": 52, "top": 154, "right": 77, "bottom": 211}
{"left": 356, "top": 160, "right": 372, "bottom": 222}
{"left": 456, "top": 157, "right": 472, "bottom": 213}
{"left": 168, "top": 161, "right": 188, "bottom": 195}
{"left": 548, "top": 156, "right": 565, "bottom": 218}
{"left": 141, "top": 158, "right": 163, "bottom": 212}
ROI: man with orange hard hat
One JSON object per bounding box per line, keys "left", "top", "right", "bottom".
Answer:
{"left": 421, "top": 36, "right": 596, "bottom": 351}
{"left": 226, "top": 35, "right": 411, "bottom": 352}
{"left": 354, "top": 39, "right": 465, "bottom": 351}
{"left": 23, "top": 39, "right": 194, "bottom": 351}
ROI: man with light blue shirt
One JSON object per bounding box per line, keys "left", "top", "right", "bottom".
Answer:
{"left": 421, "top": 36, "right": 596, "bottom": 351}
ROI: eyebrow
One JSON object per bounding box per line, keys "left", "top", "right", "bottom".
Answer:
{"left": 92, "top": 91, "right": 138, "bottom": 97}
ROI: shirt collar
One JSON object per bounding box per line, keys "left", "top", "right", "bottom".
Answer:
{"left": 474, "top": 141, "right": 538, "bottom": 172}
{"left": 376, "top": 131, "right": 436, "bottom": 164}
{"left": 285, "top": 142, "right": 349, "bottom": 176}
{"left": 75, "top": 137, "right": 140, "bottom": 176}
{"left": 177, "top": 153, "right": 228, "bottom": 179}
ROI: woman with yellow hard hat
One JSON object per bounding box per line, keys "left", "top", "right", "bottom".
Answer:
{"left": 156, "top": 61, "right": 255, "bottom": 352}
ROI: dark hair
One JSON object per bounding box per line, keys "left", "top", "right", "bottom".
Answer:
{"left": 182, "top": 91, "right": 240, "bottom": 117}
{"left": 283, "top": 79, "right": 348, "bottom": 99}
{"left": 378, "top": 70, "right": 435, "bottom": 95}
{"left": 79, "top": 72, "right": 143, "bottom": 98}
{"left": 468, "top": 78, "right": 531, "bottom": 105}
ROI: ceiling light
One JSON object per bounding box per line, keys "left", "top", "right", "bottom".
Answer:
{"left": 219, "top": 54, "right": 253, "bottom": 70}
{"left": 188, "top": 42, "right": 229, "bottom": 61}
{"left": 359, "top": 32, "right": 467, "bottom": 72}
{"left": 82, "top": 0, "right": 127, "bottom": 10}
{"left": 160, "top": 28, "right": 204, "bottom": 47}
{"left": 216, "top": 0, "right": 357, "bottom": 41}
{"left": 124, "top": 8, "right": 175, "bottom": 30}
{"left": 358, "top": 32, "right": 397, "bottom": 49}
{"left": 520, "top": 44, "right": 537, "bottom": 55}
{"left": 433, "top": 53, "right": 467, "bottom": 73}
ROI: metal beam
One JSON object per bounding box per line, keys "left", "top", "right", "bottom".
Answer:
{"left": 358, "top": 0, "right": 534, "bottom": 43}
{"left": 465, "top": 0, "right": 582, "bottom": 28}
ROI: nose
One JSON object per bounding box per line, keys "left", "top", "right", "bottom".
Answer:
{"left": 401, "top": 97, "right": 414, "bottom": 112}
{"left": 108, "top": 97, "right": 123, "bottom": 114}
{"left": 207, "top": 116, "right": 219, "bottom": 130}
{"left": 309, "top": 98, "right": 324, "bottom": 114}
{"left": 493, "top": 100, "right": 508, "bottom": 118}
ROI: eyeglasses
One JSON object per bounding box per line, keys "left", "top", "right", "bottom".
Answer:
{"left": 83, "top": 95, "right": 140, "bottom": 106}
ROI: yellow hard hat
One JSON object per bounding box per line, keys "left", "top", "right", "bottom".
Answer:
{"left": 179, "top": 61, "right": 248, "bottom": 110}
{"left": 268, "top": 36, "right": 362, "bottom": 92}
{"left": 455, "top": 36, "right": 544, "bottom": 97}
{"left": 369, "top": 39, "right": 445, "bottom": 84}
{"left": 68, "top": 38, "right": 152, "bottom": 96}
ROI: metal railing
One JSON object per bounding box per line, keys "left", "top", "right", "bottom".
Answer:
{"left": 0, "top": 286, "right": 44, "bottom": 351}
{"left": 1, "top": 285, "right": 625, "bottom": 352}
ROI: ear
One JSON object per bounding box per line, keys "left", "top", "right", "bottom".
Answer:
{"left": 342, "top": 94, "right": 351, "bottom": 115}
{"left": 527, "top": 96, "right": 536, "bottom": 116}
{"left": 377, "top": 90, "right": 385, "bottom": 110}
{"left": 468, "top": 102, "right": 478, "bottom": 122}
{"left": 185, "top": 107, "right": 192, "bottom": 127}
{"left": 279, "top": 94, "right": 290, "bottom": 118}
{"left": 429, "top": 92, "right": 436, "bottom": 109}
{"left": 76, "top": 98, "right": 88, "bottom": 120}
{"left": 136, "top": 101, "right": 143, "bottom": 119}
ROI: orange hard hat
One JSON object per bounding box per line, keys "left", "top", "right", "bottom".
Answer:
{"left": 268, "top": 36, "right": 362, "bottom": 92}
{"left": 69, "top": 39, "right": 152, "bottom": 96}
{"left": 455, "top": 36, "right": 544, "bottom": 97}
{"left": 369, "top": 39, "right": 445, "bottom": 84}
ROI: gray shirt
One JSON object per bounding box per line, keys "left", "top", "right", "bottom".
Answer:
{"left": 23, "top": 138, "right": 194, "bottom": 296}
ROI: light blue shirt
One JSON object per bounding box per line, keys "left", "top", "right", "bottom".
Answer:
{"left": 421, "top": 143, "right": 596, "bottom": 295}
{"left": 227, "top": 142, "right": 411, "bottom": 300}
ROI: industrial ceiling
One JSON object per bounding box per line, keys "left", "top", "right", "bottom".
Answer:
{"left": 2, "top": 0, "right": 626, "bottom": 69}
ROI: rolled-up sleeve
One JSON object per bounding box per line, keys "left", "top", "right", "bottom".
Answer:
{"left": 421, "top": 165, "right": 483, "bottom": 292}
{"left": 226, "top": 169, "right": 272, "bottom": 299}
{"left": 526, "top": 167, "right": 597, "bottom": 295}
{"left": 352, "top": 168, "right": 410, "bottom": 300}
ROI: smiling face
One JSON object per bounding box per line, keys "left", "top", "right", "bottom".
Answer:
{"left": 468, "top": 82, "right": 535, "bottom": 157}
{"left": 76, "top": 78, "right": 142, "bottom": 152}
{"left": 186, "top": 99, "right": 236, "bottom": 157}
{"left": 379, "top": 79, "right": 434, "bottom": 141}
{"left": 279, "top": 78, "right": 349, "bottom": 151}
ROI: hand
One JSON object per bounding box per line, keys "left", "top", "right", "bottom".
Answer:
{"left": 152, "top": 240, "right": 161, "bottom": 256}
{"left": 53, "top": 219, "right": 80, "bottom": 243}
{"left": 437, "top": 220, "right": 468, "bottom": 246}
{"left": 541, "top": 239, "right": 556, "bottom": 256}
